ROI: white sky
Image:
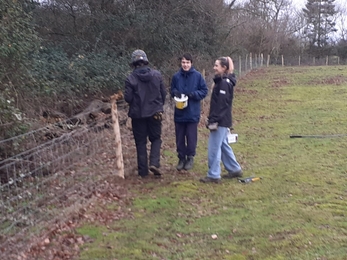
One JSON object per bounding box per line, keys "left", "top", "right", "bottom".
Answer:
{"left": 292, "top": 0, "right": 346, "bottom": 10}
{"left": 226, "top": 0, "right": 346, "bottom": 11}
{"left": 224, "top": 0, "right": 347, "bottom": 37}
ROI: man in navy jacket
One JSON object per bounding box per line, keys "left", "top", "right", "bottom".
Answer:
{"left": 171, "top": 53, "right": 208, "bottom": 171}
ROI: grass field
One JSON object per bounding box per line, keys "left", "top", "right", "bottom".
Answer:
{"left": 76, "top": 66, "right": 347, "bottom": 260}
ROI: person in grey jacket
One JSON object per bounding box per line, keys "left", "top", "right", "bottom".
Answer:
{"left": 200, "top": 56, "right": 242, "bottom": 183}
{"left": 124, "top": 50, "right": 166, "bottom": 178}
{"left": 170, "top": 53, "right": 208, "bottom": 171}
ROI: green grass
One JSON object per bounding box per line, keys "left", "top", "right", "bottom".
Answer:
{"left": 77, "top": 65, "right": 347, "bottom": 259}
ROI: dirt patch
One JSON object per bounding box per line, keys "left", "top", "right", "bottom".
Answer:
{"left": 271, "top": 78, "right": 289, "bottom": 88}
{"left": 311, "top": 75, "right": 347, "bottom": 86}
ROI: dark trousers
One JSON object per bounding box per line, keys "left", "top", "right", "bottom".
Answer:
{"left": 175, "top": 122, "right": 198, "bottom": 160}
{"left": 132, "top": 117, "right": 162, "bottom": 177}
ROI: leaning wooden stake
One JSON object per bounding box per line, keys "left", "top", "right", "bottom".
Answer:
{"left": 110, "top": 93, "right": 124, "bottom": 179}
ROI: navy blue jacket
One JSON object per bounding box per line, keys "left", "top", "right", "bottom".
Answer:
{"left": 124, "top": 66, "right": 166, "bottom": 118}
{"left": 208, "top": 73, "right": 237, "bottom": 127}
{"left": 170, "top": 67, "right": 208, "bottom": 123}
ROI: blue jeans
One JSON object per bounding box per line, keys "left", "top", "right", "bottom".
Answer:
{"left": 207, "top": 126, "right": 241, "bottom": 179}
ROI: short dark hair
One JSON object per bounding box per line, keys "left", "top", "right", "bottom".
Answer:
{"left": 180, "top": 53, "right": 193, "bottom": 63}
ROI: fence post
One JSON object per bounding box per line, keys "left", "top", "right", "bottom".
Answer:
{"left": 282, "top": 55, "right": 284, "bottom": 66}
{"left": 326, "top": 56, "right": 328, "bottom": 65}
{"left": 245, "top": 54, "right": 248, "bottom": 72}
{"left": 299, "top": 55, "right": 301, "bottom": 66}
{"left": 239, "top": 56, "right": 242, "bottom": 77}
{"left": 202, "top": 69, "right": 205, "bottom": 110}
{"left": 250, "top": 53, "right": 253, "bottom": 70}
{"left": 110, "top": 93, "right": 125, "bottom": 179}
{"left": 267, "top": 54, "right": 270, "bottom": 67}
{"left": 261, "top": 53, "right": 264, "bottom": 67}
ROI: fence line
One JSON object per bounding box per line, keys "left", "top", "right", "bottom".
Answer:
{"left": 0, "top": 107, "right": 132, "bottom": 258}
{"left": 234, "top": 54, "right": 346, "bottom": 78}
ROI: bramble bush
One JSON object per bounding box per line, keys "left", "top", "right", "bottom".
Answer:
{"left": 28, "top": 47, "right": 129, "bottom": 97}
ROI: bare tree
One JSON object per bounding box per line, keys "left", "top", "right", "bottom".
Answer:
{"left": 239, "top": 0, "right": 294, "bottom": 58}
{"left": 303, "top": 0, "right": 337, "bottom": 56}
{"left": 334, "top": 1, "right": 347, "bottom": 40}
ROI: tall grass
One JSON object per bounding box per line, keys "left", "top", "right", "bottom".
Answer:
{"left": 77, "top": 65, "right": 347, "bottom": 260}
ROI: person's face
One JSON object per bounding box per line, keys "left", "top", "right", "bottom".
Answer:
{"left": 181, "top": 58, "right": 192, "bottom": 71}
{"left": 213, "top": 60, "right": 226, "bottom": 76}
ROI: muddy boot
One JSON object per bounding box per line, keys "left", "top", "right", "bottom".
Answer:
{"left": 176, "top": 158, "right": 186, "bottom": 171}
{"left": 149, "top": 165, "right": 161, "bottom": 178}
{"left": 184, "top": 156, "right": 194, "bottom": 170}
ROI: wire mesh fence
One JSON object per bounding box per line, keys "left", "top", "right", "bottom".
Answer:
{"left": 0, "top": 96, "right": 177, "bottom": 258}
{"left": 233, "top": 54, "right": 347, "bottom": 78}
{"left": 0, "top": 107, "right": 133, "bottom": 258}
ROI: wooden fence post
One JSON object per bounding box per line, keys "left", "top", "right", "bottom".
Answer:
{"left": 110, "top": 93, "right": 125, "bottom": 179}
{"left": 245, "top": 54, "right": 248, "bottom": 72}
{"left": 250, "top": 53, "right": 253, "bottom": 70}
{"left": 261, "top": 53, "right": 264, "bottom": 67}
{"left": 239, "top": 56, "right": 242, "bottom": 76}
{"left": 299, "top": 56, "right": 301, "bottom": 66}
{"left": 326, "top": 56, "right": 328, "bottom": 65}
{"left": 281, "top": 55, "right": 284, "bottom": 66}
{"left": 202, "top": 69, "right": 205, "bottom": 110}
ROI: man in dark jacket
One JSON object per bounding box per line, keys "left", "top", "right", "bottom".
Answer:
{"left": 171, "top": 53, "right": 208, "bottom": 171}
{"left": 124, "top": 50, "right": 166, "bottom": 178}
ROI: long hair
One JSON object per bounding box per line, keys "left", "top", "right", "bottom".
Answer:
{"left": 217, "top": 56, "right": 234, "bottom": 74}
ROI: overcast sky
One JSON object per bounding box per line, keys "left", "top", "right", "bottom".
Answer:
{"left": 225, "top": 0, "right": 346, "bottom": 11}
{"left": 292, "top": 0, "right": 346, "bottom": 10}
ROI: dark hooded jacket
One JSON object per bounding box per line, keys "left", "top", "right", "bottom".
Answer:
{"left": 124, "top": 66, "right": 166, "bottom": 118}
{"left": 208, "top": 73, "right": 237, "bottom": 127}
{"left": 170, "top": 67, "right": 208, "bottom": 123}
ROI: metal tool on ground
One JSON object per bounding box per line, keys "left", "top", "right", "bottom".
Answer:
{"left": 290, "top": 134, "right": 347, "bottom": 138}
{"left": 238, "top": 177, "right": 262, "bottom": 183}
